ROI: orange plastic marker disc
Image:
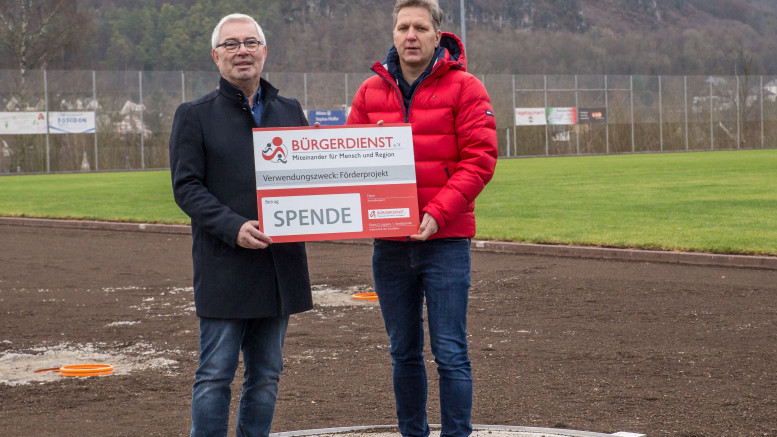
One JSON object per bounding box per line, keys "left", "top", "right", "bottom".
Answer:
{"left": 352, "top": 292, "right": 378, "bottom": 301}
{"left": 59, "top": 364, "right": 114, "bottom": 377}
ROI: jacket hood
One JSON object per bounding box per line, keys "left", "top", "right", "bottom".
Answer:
{"left": 439, "top": 32, "right": 465, "bottom": 69}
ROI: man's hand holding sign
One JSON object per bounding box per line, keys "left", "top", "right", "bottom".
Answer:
{"left": 237, "top": 220, "right": 272, "bottom": 249}
{"left": 411, "top": 212, "right": 439, "bottom": 241}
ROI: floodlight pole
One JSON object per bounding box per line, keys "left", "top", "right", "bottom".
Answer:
{"left": 460, "top": 0, "right": 466, "bottom": 54}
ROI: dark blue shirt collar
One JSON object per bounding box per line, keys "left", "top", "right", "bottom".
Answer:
{"left": 249, "top": 87, "right": 263, "bottom": 126}
{"left": 386, "top": 46, "right": 444, "bottom": 103}
{"left": 386, "top": 47, "right": 445, "bottom": 99}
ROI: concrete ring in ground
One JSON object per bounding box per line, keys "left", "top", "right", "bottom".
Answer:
{"left": 270, "top": 424, "right": 645, "bottom": 437}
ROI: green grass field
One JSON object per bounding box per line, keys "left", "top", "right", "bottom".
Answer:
{"left": 0, "top": 170, "right": 189, "bottom": 224}
{"left": 1, "top": 149, "right": 775, "bottom": 255}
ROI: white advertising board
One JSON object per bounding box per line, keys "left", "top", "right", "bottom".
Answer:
{"left": 514, "top": 108, "right": 547, "bottom": 126}
{"left": 49, "top": 112, "right": 96, "bottom": 134}
{"left": 0, "top": 112, "right": 47, "bottom": 134}
{"left": 0, "top": 111, "right": 96, "bottom": 134}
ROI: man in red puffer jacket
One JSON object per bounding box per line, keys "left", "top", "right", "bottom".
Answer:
{"left": 346, "top": 1, "right": 497, "bottom": 435}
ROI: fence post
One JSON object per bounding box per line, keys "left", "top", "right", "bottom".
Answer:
{"left": 139, "top": 71, "right": 145, "bottom": 169}
{"left": 659, "top": 75, "right": 663, "bottom": 152}
{"left": 630, "top": 75, "right": 635, "bottom": 153}
{"left": 684, "top": 76, "right": 689, "bottom": 151}
{"left": 761, "top": 75, "right": 765, "bottom": 148}
{"left": 511, "top": 74, "right": 516, "bottom": 157}
{"left": 736, "top": 75, "right": 741, "bottom": 149}
{"left": 44, "top": 70, "right": 51, "bottom": 172}
{"left": 303, "top": 72, "right": 308, "bottom": 111}
{"left": 710, "top": 77, "right": 714, "bottom": 150}
{"left": 605, "top": 75, "right": 609, "bottom": 154}
{"left": 181, "top": 70, "right": 186, "bottom": 103}
{"left": 93, "top": 70, "right": 99, "bottom": 170}
{"left": 575, "top": 75, "right": 580, "bottom": 155}
{"left": 505, "top": 128, "right": 510, "bottom": 158}
{"left": 544, "top": 74, "right": 548, "bottom": 156}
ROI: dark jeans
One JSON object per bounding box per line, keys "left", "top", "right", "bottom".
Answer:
{"left": 190, "top": 316, "right": 289, "bottom": 437}
{"left": 373, "top": 238, "right": 473, "bottom": 437}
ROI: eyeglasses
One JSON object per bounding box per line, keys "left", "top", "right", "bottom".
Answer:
{"left": 216, "top": 39, "right": 263, "bottom": 53}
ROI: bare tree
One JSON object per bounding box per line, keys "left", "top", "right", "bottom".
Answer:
{"left": 0, "top": 0, "right": 78, "bottom": 91}
{"left": 0, "top": 0, "right": 82, "bottom": 173}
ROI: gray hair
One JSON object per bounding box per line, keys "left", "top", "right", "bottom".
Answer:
{"left": 211, "top": 13, "right": 267, "bottom": 49}
{"left": 393, "top": 0, "right": 444, "bottom": 32}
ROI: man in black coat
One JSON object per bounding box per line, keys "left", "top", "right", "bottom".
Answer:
{"left": 169, "top": 13, "right": 313, "bottom": 437}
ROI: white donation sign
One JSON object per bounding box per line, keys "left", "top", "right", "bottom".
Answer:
{"left": 253, "top": 124, "right": 419, "bottom": 242}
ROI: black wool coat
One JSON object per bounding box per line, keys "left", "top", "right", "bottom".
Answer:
{"left": 169, "top": 76, "right": 313, "bottom": 319}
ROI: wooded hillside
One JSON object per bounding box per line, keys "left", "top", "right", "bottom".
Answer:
{"left": 2, "top": 0, "right": 776, "bottom": 75}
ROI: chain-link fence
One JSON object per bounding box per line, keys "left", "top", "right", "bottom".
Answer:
{"left": 1, "top": 69, "right": 775, "bottom": 173}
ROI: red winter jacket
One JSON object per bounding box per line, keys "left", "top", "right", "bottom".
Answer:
{"left": 346, "top": 32, "right": 498, "bottom": 240}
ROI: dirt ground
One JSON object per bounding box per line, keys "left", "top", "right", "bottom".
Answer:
{"left": 1, "top": 223, "right": 776, "bottom": 437}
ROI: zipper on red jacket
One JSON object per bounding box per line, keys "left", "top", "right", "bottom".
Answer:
{"left": 404, "top": 84, "right": 419, "bottom": 122}
{"left": 376, "top": 73, "right": 410, "bottom": 122}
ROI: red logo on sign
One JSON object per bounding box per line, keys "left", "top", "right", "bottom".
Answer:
{"left": 262, "top": 137, "right": 288, "bottom": 163}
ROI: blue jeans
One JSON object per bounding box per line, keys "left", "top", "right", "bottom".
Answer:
{"left": 191, "top": 316, "right": 289, "bottom": 437}
{"left": 372, "top": 238, "right": 473, "bottom": 437}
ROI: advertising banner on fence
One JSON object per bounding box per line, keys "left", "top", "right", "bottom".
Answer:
{"left": 49, "top": 112, "right": 97, "bottom": 133}
{"left": 514, "top": 108, "right": 547, "bottom": 126}
{"left": 0, "top": 111, "right": 96, "bottom": 134}
{"left": 0, "top": 112, "right": 47, "bottom": 134}
{"left": 547, "top": 107, "right": 577, "bottom": 125}
{"left": 578, "top": 107, "right": 607, "bottom": 124}
{"left": 308, "top": 110, "right": 346, "bottom": 126}
{"left": 253, "top": 124, "right": 419, "bottom": 242}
